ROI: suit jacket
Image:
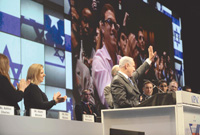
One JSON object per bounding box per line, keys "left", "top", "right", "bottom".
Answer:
{"left": 75, "top": 101, "right": 98, "bottom": 121}
{"left": 111, "top": 62, "right": 150, "bottom": 108}
{"left": 139, "top": 93, "right": 152, "bottom": 102}
{"left": 104, "top": 84, "right": 114, "bottom": 109}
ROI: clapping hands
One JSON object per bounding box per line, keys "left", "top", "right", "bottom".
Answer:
{"left": 53, "top": 92, "right": 67, "bottom": 104}
{"left": 17, "top": 79, "right": 31, "bottom": 92}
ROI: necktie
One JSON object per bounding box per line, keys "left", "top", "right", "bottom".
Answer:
{"left": 87, "top": 104, "right": 93, "bottom": 114}
{"left": 128, "top": 78, "right": 134, "bottom": 86}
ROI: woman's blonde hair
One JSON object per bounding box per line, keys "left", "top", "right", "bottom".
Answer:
{"left": 0, "top": 54, "right": 14, "bottom": 88}
{"left": 26, "top": 64, "right": 43, "bottom": 85}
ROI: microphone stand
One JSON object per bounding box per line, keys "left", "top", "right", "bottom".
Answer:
{"left": 143, "top": 79, "right": 165, "bottom": 93}
{"left": 153, "top": 85, "right": 165, "bottom": 93}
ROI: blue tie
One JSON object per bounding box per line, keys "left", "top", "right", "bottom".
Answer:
{"left": 128, "top": 78, "right": 134, "bottom": 86}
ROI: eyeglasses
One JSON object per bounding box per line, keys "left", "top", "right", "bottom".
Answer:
{"left": 103, "top": 18, "right": 120, "bottom": 31}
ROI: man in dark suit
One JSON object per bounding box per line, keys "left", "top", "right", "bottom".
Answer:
{"left": 75, "top": 89, "right": 98, "bottom": 121}
{"left": 139, "top": 80, "right": 154, "bottom": 102}
{"left": 111, "top": 46, "right": 156, "bottom": 108}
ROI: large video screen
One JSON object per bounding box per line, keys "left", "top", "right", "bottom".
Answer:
{"left": 71, "top": 0, "right": 184, "bottom": 115}
{"left": 0, "top": 0, "right": 73, "bottom": 119}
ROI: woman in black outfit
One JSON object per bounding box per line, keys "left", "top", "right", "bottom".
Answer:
{"left": 0, "top": 54, "right": 30, "bottom": 114}
{"left": 24, "top": 64, "right": 67, "bottom": 116}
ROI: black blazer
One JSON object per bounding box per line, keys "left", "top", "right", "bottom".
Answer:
{"left": 75, "top": 101, "right": 98, "bottom": 121}
{"left": 0, "top": 75, "right": 23, "bottom": 114}
{"left": 111, "top": 62, "right": 150, "bottom": 108}
{"left": 24, "top": 83, "right": 56, "bottom": 116}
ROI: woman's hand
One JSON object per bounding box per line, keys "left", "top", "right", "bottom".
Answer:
{"left": 53, "top": 92, "right": 67, "bottom": 104}
{"left": 17, "top": 79, "right": 31, "bottom": 92}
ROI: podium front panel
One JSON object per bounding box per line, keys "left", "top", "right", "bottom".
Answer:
{"left": 102, "top": 105, "right": 176, "bottom": 135}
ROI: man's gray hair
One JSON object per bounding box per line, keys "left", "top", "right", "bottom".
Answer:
{"left": 169, "top": 80, "right": 178, "bottom": 86}
{"left": 119, "top": 56, "right": 133, "bottom": 68}
{"left": 111, "top": 65, "right": 119, "bottom": 77}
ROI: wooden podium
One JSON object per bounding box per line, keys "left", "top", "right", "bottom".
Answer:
{"left": 101, "top": 91, "right": 200, "bottom": 135}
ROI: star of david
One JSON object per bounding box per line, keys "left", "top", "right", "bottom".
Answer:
{"left": 174, "top": 28, "right": 180, "bottom": 47}
{"left": 3, "top": 45, "right": 23, "bottom": 87}
{"left": 54, "top": 48, "right": 65, "bottom": 63}
{"left": 49, "top": 15, "right": 59, "bottom": 30}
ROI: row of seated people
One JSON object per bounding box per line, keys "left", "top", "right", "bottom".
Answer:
{"left": 0, "top": 54, "right": 67, "bottom": 115}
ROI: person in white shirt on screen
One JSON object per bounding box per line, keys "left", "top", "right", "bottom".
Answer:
{"left": 92, "top": 3, "right": 121, "bottom": 110}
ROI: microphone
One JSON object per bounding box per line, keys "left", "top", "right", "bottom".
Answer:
{"left": 153, "top": 84, "right": 164, "bottom": 93}
{"left": 93, "top": 113, "right": 97, "bottom": 117}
